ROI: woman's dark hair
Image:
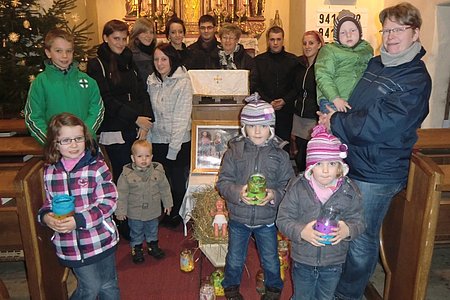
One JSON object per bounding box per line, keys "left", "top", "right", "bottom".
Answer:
{"left": 103, "top": 19, "right": 129, "bottom": 37}
{"left": 165, "top": 17, "right": 186, "bottom": 39}
{"left": 44, "top": 113, "right": 96, "bottom": 165}
{"left": 153, "top": 43, "right": 181, "bottom": 80}
{"left": 102, "top": 20, "right": 129, "bottom": 84}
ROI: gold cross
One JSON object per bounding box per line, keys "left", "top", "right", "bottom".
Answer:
{"left": 213, "top": 75, "right": 223, "bottom": 84}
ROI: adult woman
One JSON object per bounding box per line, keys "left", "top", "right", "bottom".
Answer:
{"left": 87, "top": 19, "right": 154, "bottom": 182}
{"left": 319, "top": 3, "right": 431, "bottom": 299}
{"left": 129, "top": 17, "right": 156, "bottom": 82}
{"left": 165, "top": 17, "right": 190, "bottom": 67}
{"left": 218, "top": 23, "right": 256, "bottom": 92}
{"left": 147, "top": 43, "right": 193, "bottom": 228}
{"left": 291, "top": 31, "right": 324, "bottom": 172}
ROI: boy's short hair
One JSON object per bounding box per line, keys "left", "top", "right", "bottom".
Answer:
{"left": 333, "top": 9, "right": 362, "bottom": 45}
{"left": 131, "top": 140, "right": 152, "bottom": 155}
{"left": 44, "top": 28, "right": 74, "bottom": 50}
{"left": 198, "top": 14, "right": 216, "bottom": 27}
{"left": 266, "top": 25, "right": 284, "bottom": 39}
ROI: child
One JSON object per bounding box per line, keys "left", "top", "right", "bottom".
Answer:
{"left": 199, "top": 130, "right": 213, "bottom": 157}
{"left": 25, "top": 28, "right": 104, "bottom": 145}
{"left": 276, "top": 124, "right": 364, "bottom": 300}
{"left": 216, "top": 93, "right": 294, "bottom": 300}
{"left": 37, "top": 113, "right": 119, "bottom": 299}
{"left": 115, "top": 140, "right": 173, "bottom": 264}
{"left": 315, "top": 9, "right": 373, "bottom": 113}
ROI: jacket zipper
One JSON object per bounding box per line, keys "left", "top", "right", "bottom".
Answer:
{"left": 65, "top": 169, "right": 85, "bottom": 263}
{"left": 300, "top": 64, "right": 312, "bottom": 117}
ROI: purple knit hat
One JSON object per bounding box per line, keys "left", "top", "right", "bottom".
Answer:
{"left": 240, "top": 93, "right": 276, "bottom": 126}
{"left": 304, "top": 124, "right": 349, "bottom": 180}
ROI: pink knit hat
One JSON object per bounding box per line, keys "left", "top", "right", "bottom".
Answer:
{"left": 304, "top": 124, "right": 349, "bottom": 180}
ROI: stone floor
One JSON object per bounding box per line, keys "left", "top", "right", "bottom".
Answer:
{"left": 1, "top": 245, "right": 449, "bottom": 299}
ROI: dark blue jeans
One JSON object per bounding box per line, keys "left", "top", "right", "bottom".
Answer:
{"left": 70, "top": 251, "right": 120, "bottom": 300}
{"left": 335, "top": 179, "right": 404, "bottom": 300}
{"left": 222, "top": 220, "right": 283, "bottom": 290}
{"left": 292, "top": 261, "right": 342, "bottom": 300}
{"left": 128, "top": 218, "right": 158, "bottom": 247}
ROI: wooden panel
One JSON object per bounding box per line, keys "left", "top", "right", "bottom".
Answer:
{"left": 0, "top": 136, "right": 42, "bottom": 156}
{"left": 192, "top": 104, "right": 243, "bottom": 121}
{"left": 0, "top": 168, "right": 21, "bottom": 197}
{"left": 0, "top": 210, "right": 22, "bottom": 251}
{"left": 0, "top": 119, "right": 27, "bottom": 133}
{"left": 377, "top": 153, "right": 441, "bottom": 300}
{"left": 14, "top": 158, "right": 68, "bottom": 300}
{"left": 415, "top": 128, "right": 450, "bottom": 149}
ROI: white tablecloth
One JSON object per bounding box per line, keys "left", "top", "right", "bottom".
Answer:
{"left": 179, "top": 173, "right": 217, "bottom": 236}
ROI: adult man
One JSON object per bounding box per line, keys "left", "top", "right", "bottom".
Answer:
{"left": 187, "top": 15, "right": 220, "bottom": 69}
{"left": 254, "top": 26, "right": 298, "bottom": 149}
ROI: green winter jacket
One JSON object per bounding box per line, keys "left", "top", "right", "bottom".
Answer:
{"left": 25, "top": 61, "right": 104, "bottom": 145}
{"left": 315, "top": 40, "right": 373, "bottom": 104}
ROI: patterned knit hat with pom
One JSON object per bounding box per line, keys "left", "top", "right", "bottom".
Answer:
{"left": 240, "top": 92, "right": 276, "bottom": 126}
{"left": 333, "top": 9, "right": 362, "bottom": 45}
{"left": 304, "top": 124, "right": 349, "bottom": 180}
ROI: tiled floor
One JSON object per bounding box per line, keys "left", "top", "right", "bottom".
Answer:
{"left": 1, "top": 245, "right": 449, "bottom": 299}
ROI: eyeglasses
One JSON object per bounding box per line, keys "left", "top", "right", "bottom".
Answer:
{"left": 221, "top": 35, "right": 237, "bottom": 41}
{"left": 199, "top": 26, "right": 214, "bottom": 31}
{"left": 57, "top": 136, "right": 86, "bottom": 145}
{"left": 379, "top": 26, "right": 412, "bottom": 35}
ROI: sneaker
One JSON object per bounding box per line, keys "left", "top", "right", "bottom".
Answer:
{"left": 131, "top": 244, "right": 145, "bottom": 264}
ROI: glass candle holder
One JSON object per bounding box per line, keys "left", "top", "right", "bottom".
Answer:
{"left": 52, "top": 194, "right": 75, "bottom": 219}
{"left": 246, "top": 173, "right": 267, "bottom": 204}
{"left": 314, "top": 206, "right": 340, "bottom": 245}
{"left": 180, "top": 249, "right": 194, "bottom": 272}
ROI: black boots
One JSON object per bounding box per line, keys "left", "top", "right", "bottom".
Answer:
{"left": 131, "top": 244, "right": 144, "bottom": 264}
{"left": 261, "top": 287, "right": 282, "bottom": 300}
{"left": 224, "top": 285, "right": 244, "bottom": 300}
{"left": 148, "top": 240, "right": 165, "bottom": 259}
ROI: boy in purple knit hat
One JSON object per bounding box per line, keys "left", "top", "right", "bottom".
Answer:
{"left": 217, "top": 93, "right": 294, "bottom": 300}
{"left": 277, "top": 124, "right": 364, "bottom": 300}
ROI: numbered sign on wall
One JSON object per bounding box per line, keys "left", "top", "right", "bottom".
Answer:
{"left": 316, "top": 7, "right": 368, "bottom": 43}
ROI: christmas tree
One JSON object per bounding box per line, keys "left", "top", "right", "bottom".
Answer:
{"left": 0, "top": 0, "right": 92, "bottom": 117}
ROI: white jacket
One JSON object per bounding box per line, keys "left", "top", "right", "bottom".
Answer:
{"left": 147, "top": 66, "right": 193, "bottom": 160}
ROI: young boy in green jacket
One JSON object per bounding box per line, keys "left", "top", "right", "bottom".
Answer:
{"left": 25, "top": 28, "right": 104, "bottom": 145}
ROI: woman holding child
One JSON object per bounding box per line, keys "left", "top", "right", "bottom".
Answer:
{"left": 319, "top": 3, "right": 432, "bottom": 299}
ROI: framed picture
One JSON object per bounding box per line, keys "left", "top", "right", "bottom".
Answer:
{"left": 191, "top": 120, "right": 241, "bottom": 174}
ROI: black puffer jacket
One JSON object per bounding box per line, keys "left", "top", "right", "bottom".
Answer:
{"left": 87, "top": 43, "right": 154, "bottom": 133}
{"left": 187, "top": 37, "right": 221, "bottom": 70}
{"left": 293, "top": 55, "right": 319, "bottom": 119}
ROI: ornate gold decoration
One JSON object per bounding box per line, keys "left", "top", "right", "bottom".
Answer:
{"left": 124, "top": 0, "right": 265, "bottom": 38}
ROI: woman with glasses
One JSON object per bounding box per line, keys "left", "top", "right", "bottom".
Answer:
{"left": 218, "top": 23, "right": 257, "bottom": 93}
{"left": 87, "top": 19, "right": 154, "bottom": 183}
{"left": 318, "top": 3, "right": 431, "bottom": 299}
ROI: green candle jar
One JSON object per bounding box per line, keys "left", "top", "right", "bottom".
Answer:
{"left": 247, "top": 173, "right": 267, "bottom": 204}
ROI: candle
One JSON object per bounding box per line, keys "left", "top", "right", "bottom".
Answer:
{"left": 218, "top": 0, "right": 221, "bottom": 6}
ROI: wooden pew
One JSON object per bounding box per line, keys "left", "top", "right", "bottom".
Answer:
{"left": 0, "top": 119, "right": 68, "bottom": 299}
{"left": 414, "top": 128, "right": 450, "bottom": 243}
{"left": 14, "top": 158, "right": 69, "bottom": 299}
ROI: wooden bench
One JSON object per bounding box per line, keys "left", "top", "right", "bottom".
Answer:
{"left": 414, "top": 128, "right": 450, "bottom": 243}
{"left": 0, "top": 119, "right": 68, "bottom": 299}
{"left": 365, "top": 152, "right": 443, "bottom": 300}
